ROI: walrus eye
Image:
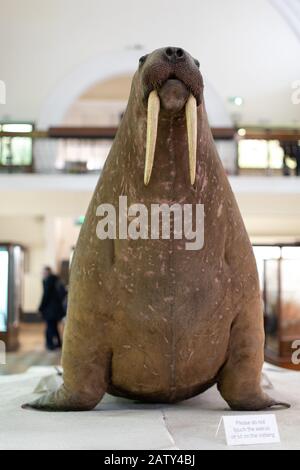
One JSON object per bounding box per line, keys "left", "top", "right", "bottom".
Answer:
{"left": 194, "top": 59, "right": 200, "bottom": 68}
{"left": 139, "top": 55, "right": 148, "bottom": 67}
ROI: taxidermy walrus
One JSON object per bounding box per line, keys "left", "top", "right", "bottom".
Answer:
{"left": 24, "top": 47, "right": 289, "bottom": 412}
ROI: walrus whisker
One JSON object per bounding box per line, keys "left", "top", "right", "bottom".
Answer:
{"left": 144, "top": 90, "right": 160, "bottom": 186}
{"left": 185, "top": 94, "right": 197, "bottom": 185}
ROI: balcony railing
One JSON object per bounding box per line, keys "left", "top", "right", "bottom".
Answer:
{"left": 0, "top": 127, "right": 299, "bottom": 176}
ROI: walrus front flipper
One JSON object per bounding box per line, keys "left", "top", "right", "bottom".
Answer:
{"left": 217, "top": 295, "right": 291, "bottom": 411}
{"left": 23, "top": 341, "right": 110, "bottom": 412}
{"left": 22, "top": 318, "right": 111, "bottom": 412}
{"left": 23, "top": 343, "right": 110, "bottom": 412}
{"left": 219, "top": 392, "right": 291, "bottom": 412}
{"left": 23, "top": 385, "right": 100, "bottom": 412}
{"left": 23, "top": 262, "right": 112, "bottom": 411}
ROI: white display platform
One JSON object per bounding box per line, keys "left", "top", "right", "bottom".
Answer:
{"left": 0, "top": 364, "right": 299, "bottom": 450}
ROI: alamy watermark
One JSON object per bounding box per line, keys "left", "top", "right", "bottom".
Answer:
{"left": 291, "top": 80, "right": 300, "bottom": 105}
{"left": 96, "top": 196, "right": 204, "bottom": 251}
{"left": 0, "top": 80, "right": 6, "bottom": 104}
{"left": 291, "top": 340, "right": 300, "bottom": 366}
{"left": 0, "top": 340, "right": 6, "bottom": 365}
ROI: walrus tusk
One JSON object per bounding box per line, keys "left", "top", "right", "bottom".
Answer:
{"left": 185, "top": 95, "right": 197, "bottom": 185}
{"left": 144, "top": 90, "right": 160, "bottom": 186}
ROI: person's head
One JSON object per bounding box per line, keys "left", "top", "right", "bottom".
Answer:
{"left": 42, "top": 266, "right": 53, "bottom": 280}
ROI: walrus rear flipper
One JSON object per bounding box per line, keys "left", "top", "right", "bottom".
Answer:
{"left": 218, "top": 295, "right": 291, "bottom": 411}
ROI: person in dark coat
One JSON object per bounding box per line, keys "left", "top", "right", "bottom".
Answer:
{"left": 39, "top": 267, "right": 67, "bottom": 351}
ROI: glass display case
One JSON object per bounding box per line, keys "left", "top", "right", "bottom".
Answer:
{"left": 0, "top": 123, "right": 33, "bottom": 172}
{"left": 238, "top": 139, "right": 285, "bottom": 175}
{"left": 254, "top": 244, "right": 300, "bottom": 370}
{"left": 0, "top": 244, "right": 24, "bottom": 351}
{"left": 0, "top": 248, "right": 9, "bottom": 333}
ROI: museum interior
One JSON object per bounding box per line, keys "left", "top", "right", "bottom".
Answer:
{"left": 0, "top": 0, "right": 300, "bottom": 451}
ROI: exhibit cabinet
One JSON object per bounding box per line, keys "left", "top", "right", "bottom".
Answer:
{"left": 0, "top": 244, "right": 24, "bottom": 351}
{"left": 256, "top": 245, "right": 300, "bottom": 370}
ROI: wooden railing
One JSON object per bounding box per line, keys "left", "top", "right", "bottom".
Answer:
{"left": 0, "top": 127, "right": 299, "bottom": 141}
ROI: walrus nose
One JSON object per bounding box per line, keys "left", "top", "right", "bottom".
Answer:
{"left": 164, "top": 47, "right": 185, "bottom": 63}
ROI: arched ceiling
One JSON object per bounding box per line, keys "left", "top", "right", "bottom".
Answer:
{"left": 270, "top": 0, "right": 300, "bottom": 42}
{"left": 1, "top": 0, "right": 299, "bottom": 129}
{"left": 80, "top": 75, "right": 132, "bottom": 101}
{"left": 38, "top": 0, "right": 300, "bottom": 129}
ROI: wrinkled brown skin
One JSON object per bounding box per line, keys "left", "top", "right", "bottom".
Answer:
{"left": 24, "top": 48, "right": 289, "bottom": 412}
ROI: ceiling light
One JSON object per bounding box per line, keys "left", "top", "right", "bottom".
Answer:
{"left": 234, "top": 97, "right": 243, "bottom": 106}
{"left": 228, "top": 96, "right": 244, "bottom": 107}
{"left": 238, "top": 128, "right": 247, "bottom": 137}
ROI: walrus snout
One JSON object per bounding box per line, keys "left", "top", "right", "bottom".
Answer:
{"left": 158, "top": 79, "right": 189, "bottom": 113}
{"left": 141, "top": 47, "right": 203, "bottom": 105}
{"left": 164, "top": 47, "right": 186, "bottom": 64}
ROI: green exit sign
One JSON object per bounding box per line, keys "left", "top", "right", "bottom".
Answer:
{"left": 75, "top": 216, "right": 85, "bottom": 226}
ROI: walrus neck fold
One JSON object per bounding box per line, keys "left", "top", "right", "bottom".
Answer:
{"left": 144, "top": 90, "right": 198, "bottom": 187}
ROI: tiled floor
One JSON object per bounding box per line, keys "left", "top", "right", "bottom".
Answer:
{"left": 0, "top": 323, "right": 61, "bottom": 375}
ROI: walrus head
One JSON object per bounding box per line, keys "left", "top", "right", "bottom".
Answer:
{"left": 134, "top": 47, "right": 204, "bottom": 186}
